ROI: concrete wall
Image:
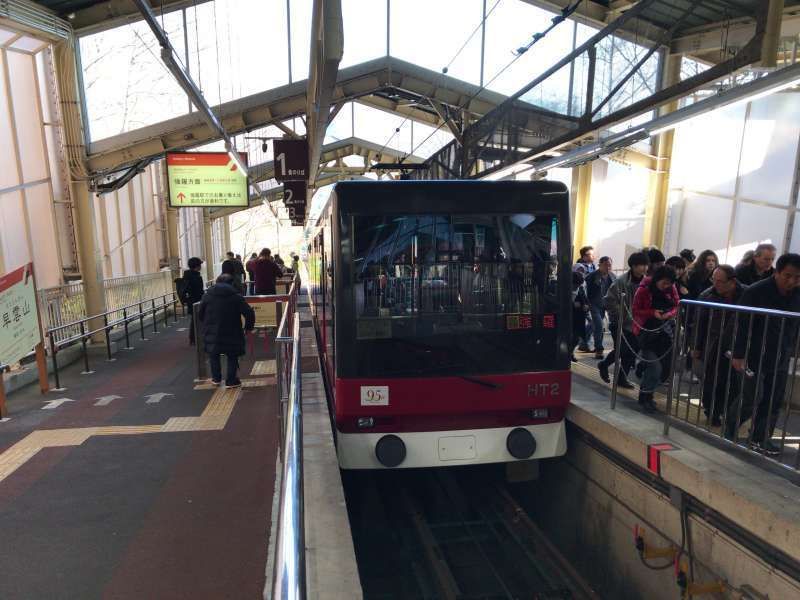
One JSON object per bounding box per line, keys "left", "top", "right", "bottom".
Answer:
{"left": 524, "top": 434, "right": 800, "bottom": 599}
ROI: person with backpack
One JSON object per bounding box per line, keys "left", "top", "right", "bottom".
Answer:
{"left": 179, "top": 257, "right": 205, "bottom": 345}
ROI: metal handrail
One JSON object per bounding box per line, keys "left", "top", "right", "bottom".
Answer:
{"left": 47, "top": 292, "right": 177, "bottom": 335}
{"left": 47, "top": 291, "right": 180, "bottom": 389}
{"left": 271, "top": 273, "right": 304, "bottom": 599}
{"left": 272, "top": 315, "right": 305, "bottom": 600}
{"left": 663, "top": 297, "right": 800, "bottom": 474}
{"left": 276, "top": 276, "right": 299, "bottom": 341}
{"left": 676, "top": 298, "right": 800, "bottom": 320}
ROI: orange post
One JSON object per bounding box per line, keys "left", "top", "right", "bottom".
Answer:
{"left": 35, "top": 342, "right": 49, "bottom": 394}
{"left": 30, "top": 265, "right": 49, "bottom": 395}
{"left": 0, "top": 375, "right": 6, "bottom": 418}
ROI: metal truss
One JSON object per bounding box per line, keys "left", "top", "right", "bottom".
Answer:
{"left": 413, "top": 0, "right": 775, "bottom": 181}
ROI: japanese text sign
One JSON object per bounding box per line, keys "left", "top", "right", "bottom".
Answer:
{"left": 0, "top": 264, "right": 41, "bottom": 367}
{"left": 273, "top": 139, "right": 309, "bottom": 181}
{"left": 246, "top": 296, "right": 288, "bottom": 328}
{"left": 167, "top": 152, "right": 249, "bottom": 208}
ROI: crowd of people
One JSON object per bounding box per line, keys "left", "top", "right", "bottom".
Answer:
{"left": 176, "top": 248, "right": 299, "bottom": 388}
{"left": 572, "top": 242, "right": 800, "bottom": 455}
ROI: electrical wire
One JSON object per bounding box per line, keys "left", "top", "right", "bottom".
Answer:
{"left": 376, "top": 0, "right": 503, "bottom": 158}
{"left": 402, "top": 0, "right": 584, "bottom": 163}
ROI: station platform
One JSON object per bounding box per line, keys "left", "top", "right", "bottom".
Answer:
{"left": 0, "top": 314, "right": 279, "bottom": 599}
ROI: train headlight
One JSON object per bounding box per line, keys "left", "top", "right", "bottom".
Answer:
{"left": 530, "top": 408, "right": 549, "bottom": 419}
{"left": 506, "top": 428, "right": 537, "bottom": 459}
{"left": 357, "top": 417, "right": 374, "bottom": 428}
{"left": 375, "top": 435, "right": 406, "bottom": 468}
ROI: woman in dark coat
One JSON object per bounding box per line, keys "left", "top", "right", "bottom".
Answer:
{"left": 686, "top": 250, "right": 719, "bottom": 299}
{"left": 198, "top": 274, "right": 256, "bottom": 387}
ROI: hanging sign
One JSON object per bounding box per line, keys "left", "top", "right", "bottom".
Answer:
{"left": 283, "top": 181, "right": 307, "bottom": 206}
{"left": 167, "top": 152, "right": 249, "bottom": 208}
{"left": 0, "top": 263, "right": 42, "bottom": 368}
{"left": 273, "top": 139, "right": 309, "bottom": 181}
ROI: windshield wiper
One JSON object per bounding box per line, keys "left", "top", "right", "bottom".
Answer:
{"left": 458, "top": 375, "right": 504, "bottom": 390}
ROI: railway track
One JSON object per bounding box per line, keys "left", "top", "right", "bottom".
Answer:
{"left": 343, "top": 467, "right": 601, "bottom": 600}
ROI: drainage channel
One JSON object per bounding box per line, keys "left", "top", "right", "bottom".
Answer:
{"left": 343, "top": 466, "right": 601, "bottom": 600}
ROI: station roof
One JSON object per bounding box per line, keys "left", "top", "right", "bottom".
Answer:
{"left": 32, "top": 0, "right": 800, "bottom": 42}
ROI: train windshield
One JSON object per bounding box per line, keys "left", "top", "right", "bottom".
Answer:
{"left": 351, "top": 213, "right": 562, "bottom": 377}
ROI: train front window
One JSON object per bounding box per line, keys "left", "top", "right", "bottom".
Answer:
{"left": 351, "top": 214, "right": 562, "bottom": 377}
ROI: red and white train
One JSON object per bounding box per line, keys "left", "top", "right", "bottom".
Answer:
{"left": 306, "top": 180, "right": 571, "bottom": 469}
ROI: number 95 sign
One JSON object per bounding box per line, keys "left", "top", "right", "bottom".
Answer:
{"left": 360, "top": 386, "right": 389, "bottom": 406}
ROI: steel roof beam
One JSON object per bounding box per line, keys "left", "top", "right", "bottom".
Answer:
{"left": 86, "top": 56, "right": 574, "bottom": 175}
{"left": 69, "top": 0, "right": 214, "bottom": 35}
{"left": 306, "top": 0, "right": 343, "bottom": 191}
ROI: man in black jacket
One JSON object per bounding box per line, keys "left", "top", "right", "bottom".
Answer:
{"left": 221, "top": 251, "right": 246, "bottom": 294}
{"left": 198, "top": 274, "right": 256, "bottom": 387}
{"left": 182, "top": 257, "right": 205, "bottom": 345}
{"left": 729, "top": 253, "right": 800, "bottom": 453}
{"left": 691, "top": 265, "right": 745, "bottom": 426}
{"left": 735, "top": 243, "right": 776, "bottom": 286}
{"left": 584, "top": 256, "right": 615, "bottom": 358}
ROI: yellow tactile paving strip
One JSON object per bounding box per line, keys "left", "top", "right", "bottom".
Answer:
{"left": 250, "top": 360, "right": 276, "bottom": 376}
{"left": 193, "top": 377, "right": 273, "bottom": 390}
{"left": 0, "top": 386, "right": 243, "bottom": 485}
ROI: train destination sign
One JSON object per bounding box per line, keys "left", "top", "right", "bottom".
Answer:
{"left": 167, "top": 152, "right": 249, "bottom": 208}
{"left": 0, "top": 263, "right": 42, "bottom": 369}
{"left": 273, "top": 139, "right": 309, "bottom": 181}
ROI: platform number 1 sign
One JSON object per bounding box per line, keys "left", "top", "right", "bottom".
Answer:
{"left": 273, "top": 139, "right": 309, "bottom": 181}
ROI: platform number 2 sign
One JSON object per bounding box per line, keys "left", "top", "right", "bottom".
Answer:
{"left": 360, "top": 386, "right": 389, "bottom": 406}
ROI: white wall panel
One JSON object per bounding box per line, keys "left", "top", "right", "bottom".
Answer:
{"left": 585, "top": 160, "right": 647, "bottom": 266}
{"left": 0, "top": 53, "right": 19, "bottom": 190}
{"left": 110, "top": 248, "right": 123, "bottom": 275}
{"left": 729, "top": 202, "right": 788, "bottom": 266}
{"left": 6, "top": 51, "right": 47, "bottom": 183}
{"left": 0, "top": 191, "right": 29, "bottom": 270}
{"left": 24, "top": 183, "right": 60, "bottom": 288}
{"left": 671, "top": 103, "right": 746, "bottom": 198}
{"left": 676, "top": 192, "right": 733, "bottom": 262}
{"left": 738, "top": 92, "right": 800, "bottom": 206}
{"left": 132, "top": 177, "right": 145, "bottom": 231}
{"left": 122, "top": 240, "right": 136, "bottom": 275}
{"left": 104, "top": 194, "right": 120, "bottom": 251}
{"left": 117, "top": 186, "right": 133, "bottom": 241}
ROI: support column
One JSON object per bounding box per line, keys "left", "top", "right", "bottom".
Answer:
{"left": 72, "top": 182, "right": 107, "bottom": 339}
{"left": 572, "top": 163, "right": 593, "bottom": 259}
{"left": 761, "top": 0, "right": 786, "bottom": 68}
{"left": 54, "top": 39, "right": 105, "bottom": 338}
{"left": 166, "top": 206, "right": 180, "bottom": 273}
{"left": 223, "top": 215, "right": 232, "bottom": 256}
{"left": 202, "top": 209, "right": 214, "bottom": 282}
{"left": 162, "top": 161, "right": 181, "bottom": 275}
{"left": 643, "top": 54, "right": 682, "bottom": 249}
